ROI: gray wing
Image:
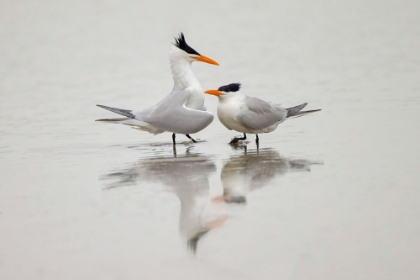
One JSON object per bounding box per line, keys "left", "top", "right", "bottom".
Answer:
{"left": 145, "top": 88, "right": 214, "bottom": 134}
{"left": 237, "top": 96, "right": 287, "bottom": 130}
{"left": 286, "top": 103, "right": 307, "bottom": 117}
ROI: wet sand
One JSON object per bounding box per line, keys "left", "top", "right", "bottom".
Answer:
{"left": 1, "top": 0, "right": 420, "bottom": 279}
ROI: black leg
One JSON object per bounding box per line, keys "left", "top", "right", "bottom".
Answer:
{"left": 186, "top": 134, "right": 197, "bottom": 143}
{"left": 172, "top": 145, "right": 177, "bottom": 157}
{"left": 172, "top": 133, "right": 176, "bottom": 145}
{"left": 229, "top": 133, "right": 247, "bottom": 144}
{"left": 255, "top": 134, "right": 260, "bottom": 150}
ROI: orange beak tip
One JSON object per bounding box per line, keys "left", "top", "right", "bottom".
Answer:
{"left": 204, "top": 89, "right": 222, "bottom": 96}
{"left": 195, "top": 55, "right": 219, "bottom": 66}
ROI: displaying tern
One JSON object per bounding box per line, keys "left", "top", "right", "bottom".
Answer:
{"left": 97, "top": 88, "right": 214, "bottom": 144}
{"left": 204, "top": 83, "right": 321, "bottom": 144}
{"left": 96, "top": 33, "right": 219, "bottom": 144}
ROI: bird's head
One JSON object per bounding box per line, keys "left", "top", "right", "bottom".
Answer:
{"left": 171, "top": 33, "right": 219, "bottom": 66}
{"left": 204, "top": 83, "right": 241, "bottom": 98}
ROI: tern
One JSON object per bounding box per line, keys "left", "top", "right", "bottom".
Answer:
{"left": 96, "top": 33, "right": 219, "bottom": 144}
{"left": 204, "top": 83, "right": 321, "bottom": 144}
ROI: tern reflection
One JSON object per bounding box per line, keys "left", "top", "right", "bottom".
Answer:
{"left": 102, "top": 151, "right": 225, "bottom": 254}
{"left": 219, "top": 148, "right": 320, "bottom": 203}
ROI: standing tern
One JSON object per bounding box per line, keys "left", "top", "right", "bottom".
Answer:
{"left": 96, "top": 33, "right": 219, "bottom": 144}
{"left": 204, "top": 83, "right": 321, "bottom": 144}
{"left": 97, "top": 87, "right": 214, "bottom": 144}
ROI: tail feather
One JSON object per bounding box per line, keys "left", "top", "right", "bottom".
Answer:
{"left": 286, "top": 103, "right": 307, "bottom": 117}
{"left": 95, "top": 117, "right": 141, "bottom": 127}
{"left": 96, "top": 105, "right": 135, "bottom": 119}
{"left": 96, "top": 118, "right": 129, "bottom": 122}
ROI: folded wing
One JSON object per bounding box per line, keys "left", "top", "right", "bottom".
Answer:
{"left": 237, "top": 96, "right": 287, "bottom": 130}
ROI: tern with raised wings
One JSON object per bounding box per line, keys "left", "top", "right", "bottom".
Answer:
{"left": 96, "top": 33, "right": 219, "bottom": 144}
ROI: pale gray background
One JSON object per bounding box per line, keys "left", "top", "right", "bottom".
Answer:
{"left": 1, "top": 0, "right": 419, "bottom": 279}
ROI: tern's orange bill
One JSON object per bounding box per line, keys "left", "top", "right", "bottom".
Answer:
{"left": 204, "top": 89, "right": 223, "bottom": 96}
{"left": 194, "top": 55, "right": 219, "bottom": 66}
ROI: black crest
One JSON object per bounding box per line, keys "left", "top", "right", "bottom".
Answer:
{"left": 218, "top": 83, "right": 241, "bottom": 93}
{"left": 174, "top": 33, "right": 200, "bottom": 56}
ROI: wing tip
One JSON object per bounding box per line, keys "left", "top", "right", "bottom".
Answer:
{"left": 286, "top": 103, "right": 308, "bottom": 117}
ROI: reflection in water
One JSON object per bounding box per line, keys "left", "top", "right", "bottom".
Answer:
{"left": 220, "top": 147, "right": 321, "bottom": 203}
{"left": 101, "top": 146, "right": 321, "bottom": 253}
{"left": 102, "top": 149, "right": 225, "bottom": 254}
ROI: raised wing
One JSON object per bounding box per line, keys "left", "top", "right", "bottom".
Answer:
{"left": 146, "top": 88, "right": 214, "bottom": 134}
{"left": 237, "top": 96, "right": 287, "bottom": 130}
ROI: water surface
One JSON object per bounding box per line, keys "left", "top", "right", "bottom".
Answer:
{"left": 1, "top": 0, "right": 420, "bottom": 279}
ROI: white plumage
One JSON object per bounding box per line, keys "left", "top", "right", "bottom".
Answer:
{"left": 96, "top": 33, "right": 219, "bottom": 144}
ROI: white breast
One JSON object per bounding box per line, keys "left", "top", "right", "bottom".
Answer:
{"left": 169, "top": 47, "right": 206, "bottom": 111}
{"left": 217, "top": 96, "right": 247, "bottom": 132}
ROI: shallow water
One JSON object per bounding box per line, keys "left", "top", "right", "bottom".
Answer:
{"left": 1, "top": 0, "right": 420, "bottom": 279}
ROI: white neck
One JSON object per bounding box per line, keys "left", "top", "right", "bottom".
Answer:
{"left": 170, "top": 57, "right": 200, "bottom": 89}
{"left": 168, "top": 46, "right": 205, "bottom": 110}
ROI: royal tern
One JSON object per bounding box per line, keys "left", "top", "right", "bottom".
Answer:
{"left": 97, "top": 87, "right": 214, "bottom": 144}
{"left": 96, "top": 33, "right": 219, "bottom": 144}
{"left": 204, "top": 83, "right": 321, "bottom": 144}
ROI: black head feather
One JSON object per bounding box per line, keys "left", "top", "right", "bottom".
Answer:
{"left": 174, "top": 33, "right": 200, "bottom": 56}
{"left": 218, "top": 83, "right": 241, "bottom": 93}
